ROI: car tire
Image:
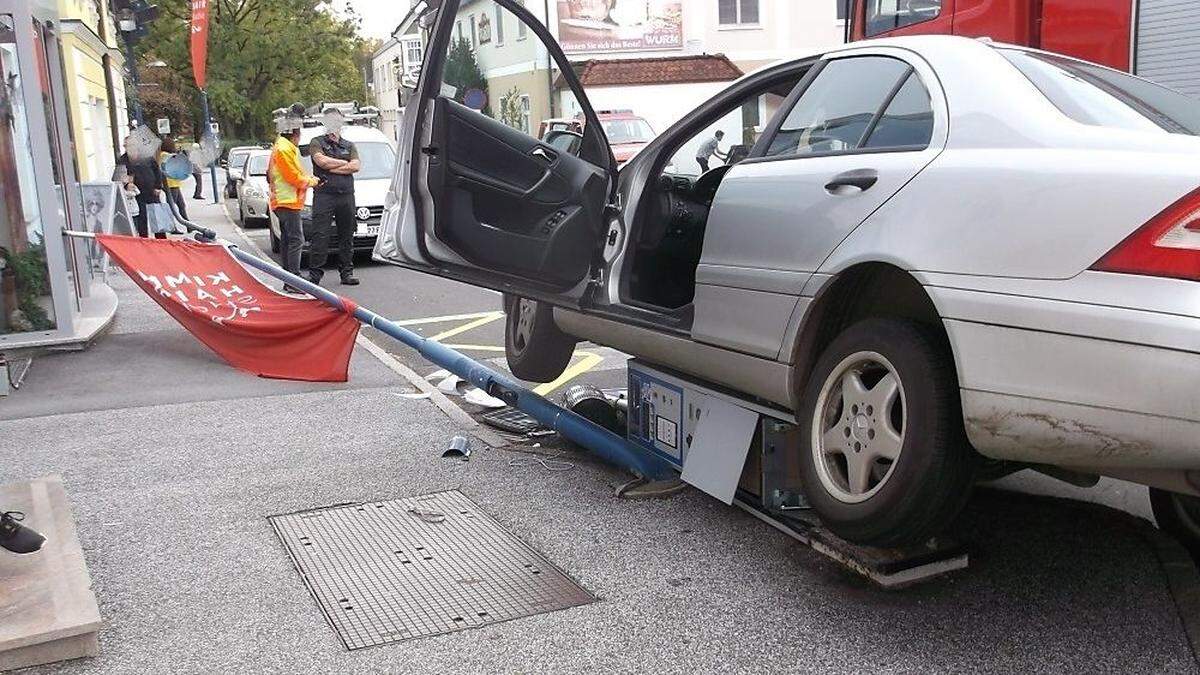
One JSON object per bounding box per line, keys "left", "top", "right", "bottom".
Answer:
{"left": 504, "top": 297, "right": 576, "bottom": 383}
{"left": 269, "top": 227, "right": 280, "bottom": 254}
{"left": 797, "top": 318, "right": 975, "bottom": 548}
{"left": 1150, "top": 488, "right": 1200, "bottom": 558}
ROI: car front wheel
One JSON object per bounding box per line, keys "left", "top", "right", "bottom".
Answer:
{"left": 797, "top": 318, "right": 975, "bottom": 548}
{"left": 504, "top": 297, "right": 576, "bottom": 383}
{"left": 1150, "top": 488, "right": 1200, "bottom": 558}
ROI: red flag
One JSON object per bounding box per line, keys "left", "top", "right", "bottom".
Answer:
{"left": 190, "top": 0, "right": 210, "bottom": 89}
{"left": 98, "top": 235, "right": 360, "bottom": 382}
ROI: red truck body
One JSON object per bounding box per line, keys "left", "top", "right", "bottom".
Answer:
{"left": 848, "top": 0, "right": 1134, "bottom": 72}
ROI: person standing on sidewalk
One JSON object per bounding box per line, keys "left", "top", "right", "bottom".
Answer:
{"left": 189, "top": 134, "right": 205, "bottom": 199}
{"left": 306, "top": 108, "right": 360, "bottom": 286}
{"left": 267, "top": 104, "right": 319, "bottom": 294}
{"left": 158, "top": 137, "right": 188, "bottom": 221}
{"left": 114, "top": 134, "right": 165, "bottom": 238}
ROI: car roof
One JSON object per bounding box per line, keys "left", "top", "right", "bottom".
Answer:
{"left": 298, "top": 124, "right": 393, "bottom": 146}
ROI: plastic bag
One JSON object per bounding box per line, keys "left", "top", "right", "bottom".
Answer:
{"left": 147, "top": 199, "right": 176, "bottom": 235}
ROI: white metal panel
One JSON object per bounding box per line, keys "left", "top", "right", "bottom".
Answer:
{"left": 1135, "top": 0, "right": 1200, "bottom": 98}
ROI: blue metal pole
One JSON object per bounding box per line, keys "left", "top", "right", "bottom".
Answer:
{"left": 172, "top": 212, "right": 672, "bottom": 481}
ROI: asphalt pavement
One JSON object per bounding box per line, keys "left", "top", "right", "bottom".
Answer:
{"left": 3, "top": 175, "right": 1190, "bottom": 672}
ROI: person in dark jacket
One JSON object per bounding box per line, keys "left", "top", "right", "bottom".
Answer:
{"left": 114, "top": 134, "right": 165, "bottom": 238}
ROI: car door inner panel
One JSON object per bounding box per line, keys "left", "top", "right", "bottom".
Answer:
{"left": 428, "top": 98, "right": 609, "bottom": 289}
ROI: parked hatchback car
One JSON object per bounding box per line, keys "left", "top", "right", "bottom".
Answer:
{"left": 377, "top": 3, "right": 1200, "bottom": 551}
{"left": 236, "top": 150, "right": 271, "bottom": 227}
{"left": 223, "top": 146, "right": 259, "bottom": 198}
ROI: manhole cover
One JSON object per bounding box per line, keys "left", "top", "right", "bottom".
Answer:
{"left": 270, "top": 490, "right": 595, "bottom": 650}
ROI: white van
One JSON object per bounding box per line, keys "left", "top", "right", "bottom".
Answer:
{"left": 267, "top": 123, "right": 396, "bottom": 257}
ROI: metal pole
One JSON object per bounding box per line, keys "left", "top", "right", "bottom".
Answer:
{"left": 124, "top": 38, "right": 144, "bottom": 125}
{"left": 200, "top": 89, "right": 219, "bottom": 204}
{"left": 68, "top": 206, "right": 675, "bottom": 482}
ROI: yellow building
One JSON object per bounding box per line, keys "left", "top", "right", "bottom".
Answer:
{"left": 57, "top": 0, "right": 129, "bottom": 181}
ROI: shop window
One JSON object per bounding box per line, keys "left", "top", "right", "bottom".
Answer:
{"left": 0, "top": 16, "right": 57, "bottom": 334}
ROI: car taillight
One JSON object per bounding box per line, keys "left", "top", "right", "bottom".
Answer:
{"left": 1092, "top": 186, "right": 1200, "bottom": 281}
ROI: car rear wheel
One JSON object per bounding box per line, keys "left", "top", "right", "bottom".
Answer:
{"left": 797, "top": 318, "right": 975, "bottom": 547}
{"left": 504, "top": 297, "right": 576, "bottom": 383}
{"left": 1150, "top": 488, "right": 1200, "bottom": 558}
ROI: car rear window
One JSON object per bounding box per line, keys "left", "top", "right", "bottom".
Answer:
{"left": 1000, "top": 49, "right": 1200, "bottom": 135}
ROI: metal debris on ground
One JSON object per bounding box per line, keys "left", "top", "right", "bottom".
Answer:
{"left": 479, "top": 407, "right": 547, "bottom": 435}
{"left": 442, "top": 435, "right": 472, "bottom": 460}
{"left": 270, "top": 491, "right": 595, "bottom": 649}
{"left": 562, "top": 384, "right": 625, "bottom": 434}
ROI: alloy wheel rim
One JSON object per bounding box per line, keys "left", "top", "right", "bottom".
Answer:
{"left": 811, "top": 351, "right": 907, "bottom": 504}
{"left": 513, "top": 299, "right": 536, "bottom": 353}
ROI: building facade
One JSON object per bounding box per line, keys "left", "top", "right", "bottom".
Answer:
{"left": 58, "top": 0, "right": 128, "bottom": 181}
{"left": 378, "top": 0, "right": 847, "bottom": 141}
{"left": 371, "top": 2, "right": 425, "bottom": 143}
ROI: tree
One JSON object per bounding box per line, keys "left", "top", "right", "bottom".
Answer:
{"left": 442, "top": 37, "right": 490, "bottom": 117}
{"left": 138, "top": 0, "right": 368, "bottom": 140}
{"left": 498, "top": 86, "right": 524, "bottom": 131}
{"left": 138, "top": 57, "right": 194, "bottom": 138}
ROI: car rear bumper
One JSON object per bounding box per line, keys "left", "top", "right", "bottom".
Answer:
{"left": 936, "top": 285, "right": 1200, "bottom": 470}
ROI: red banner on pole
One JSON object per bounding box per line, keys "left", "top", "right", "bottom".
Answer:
{"left": 190, "top": 0, "right": 210, "bottom": 89}
{"left": 97, "top": 235, "right": 361, "bottom": 382}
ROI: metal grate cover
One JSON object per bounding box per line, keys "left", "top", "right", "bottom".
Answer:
{"left": 270, "top": 490, "right": 595, "bottom": 650}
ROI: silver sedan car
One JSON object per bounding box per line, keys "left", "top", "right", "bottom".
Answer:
{"left": 378, "top": 7, "right": 1200, "bottom": 550}
{"left": 236, "top": 150, "right": 271, "bottom": 227}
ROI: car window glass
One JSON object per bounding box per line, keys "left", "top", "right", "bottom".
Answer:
{"left": 246, "top": 154, "right": 268, "bottom": 175}
{"left": 661, "top": 75, "right": 802, "bottom": 177}
{"left": 435, "top": 3, "right": 564, "bottom": 146}
{"left": 866, "top": 0, "right": 942, "bottom": 36}
{"left": 1000, "top": 49, "right": 1200, "bottom": 135}
{"left": 862, "top": 72, "right": 934, "bottom": 149}
{"left": 300, "top": 141, "right": 395, "bottom": 180}
{"left": 230, "top": 151, "right": 249, "bottom": 169}
{"left": 602, "top": 119, "right": 655, "bottom": 144}
{"left": 764, "top": 56, "right": 910, "bottom": 158}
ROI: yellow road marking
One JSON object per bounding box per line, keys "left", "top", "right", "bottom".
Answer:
{"left": 427, "top": 312, "right": 504, "bottom": 342}
{"left": 442, "top": 344, "right": 506, "bottom": 352}
{"left": 392, "top": 310, "right": 502, "bottom": 327}
{"left": 533, "top": 350, "right": 604, "bottom": 396}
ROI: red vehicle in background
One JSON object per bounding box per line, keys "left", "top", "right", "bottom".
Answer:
{"left": 846, "top": 0, "right": 1200, "bottom": 98}
{"left": 538, "top": 109, "right": 657, "bottom": 166}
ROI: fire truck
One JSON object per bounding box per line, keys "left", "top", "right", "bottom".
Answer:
{"left": 846, "top": 1, "right": 1200, "bottom": 98}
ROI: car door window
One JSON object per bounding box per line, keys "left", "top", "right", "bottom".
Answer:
{"left": 762, "top": 56, "right": 917, "bottom": 158}
{"left": 861, "top": 72, "right": 934, "bottom": 149}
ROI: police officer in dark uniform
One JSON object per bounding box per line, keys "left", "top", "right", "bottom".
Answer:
{"left": 306, "top": 108, "right": 361, "bottom": 285}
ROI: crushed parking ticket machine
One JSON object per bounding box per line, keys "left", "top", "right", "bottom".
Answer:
{"left": 627, "top": 360, "right": 968, "bottom": 588}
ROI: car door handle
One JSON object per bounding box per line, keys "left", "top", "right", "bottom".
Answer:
{"left": 531, "top": 147, "right": 555, "bottom": 163}
{"left": 825, "top": 169, "right": 879, "bottom": 193}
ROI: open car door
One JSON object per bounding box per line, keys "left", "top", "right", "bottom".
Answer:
{"left": 374, "top": 0, "right": 617, "bottom": 308}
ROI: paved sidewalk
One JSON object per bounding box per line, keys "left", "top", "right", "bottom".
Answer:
{"left": 1, "top": 195, "right": 1197, "bottom": 673}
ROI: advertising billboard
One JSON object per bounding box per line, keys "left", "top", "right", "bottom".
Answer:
{"left": 556, "top": 0, "right": 684, "bottom": 53}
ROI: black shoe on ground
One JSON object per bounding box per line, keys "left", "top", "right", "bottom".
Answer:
{"left": 282, "top": 284, "right": 306, "bottom": 296}
{"left": 305, "top": 269, "right": 324, "bottom": 285}
{"left": 1, "top": 511, "right": 46, "bottom": 554}
{"left": 340, "top": 272, "right": 360, "bottom": 286}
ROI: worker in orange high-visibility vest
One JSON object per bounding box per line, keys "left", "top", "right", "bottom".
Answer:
{"left": 268, "top": 103, "right": 320, "bottom": 294}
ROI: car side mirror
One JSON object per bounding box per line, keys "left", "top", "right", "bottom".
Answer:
{"left": 543, "top": 129, "right": 583, "bottom": 157}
